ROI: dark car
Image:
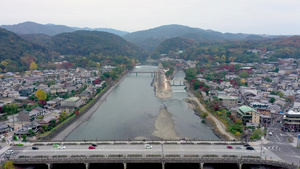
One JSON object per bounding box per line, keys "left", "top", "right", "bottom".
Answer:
{"left": 32, "top": 147, "right": 39, "bottom": 150}
{"left": 246, "top": 146, "right": 254, "bottom": 150}
{"left": 244, "top": 143, "right": 250, "bottom": 147}
{"left": 92, "top": 143, "right": 97, "bottom": 147}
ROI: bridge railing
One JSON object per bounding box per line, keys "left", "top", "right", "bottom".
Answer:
{"left": 7, "top": 156, "right": 297, "bottom": 168}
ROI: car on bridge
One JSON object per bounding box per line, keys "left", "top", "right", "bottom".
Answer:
{"left": 5, "top": 150, "right": 14, "bottom": 155}
{"left": 235, "top": 146, "right": 242, "bottom": 149}
{"left": 145, "top": 144, "right": 152, "bottom": 149}
{"left": 58, "top": 146, "right": 66, "bottom": 149}
{"left": 227, "top": 146, "right": 233, "bottom": 149}
{"left": 32, "top": 147, "right": 39, "bottom": 150}
{"left": 246, "top": 146, "right": 254, "bottom": 150}
{"left": 88, "top": 146, "right": 96, "bottom": 149}
{"left": 53, "top": 144, "right": 60, "bottom": 148}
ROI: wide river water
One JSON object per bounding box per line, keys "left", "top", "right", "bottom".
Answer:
{"left": 66, "top": 65, "right": 219, "bottom": 140}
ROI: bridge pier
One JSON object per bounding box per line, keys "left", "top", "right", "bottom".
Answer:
{"left": 162, "top": 162, "right": 165, "bottom": 169}
{"left": 238, "top": 163, "right": 243, "bottom": 169}
{"left": 85, "top": 163, "right": 90, "bottom": 169}
{"left": 46, "top": 163, "right": 52, "bottom": 169}
{"left": 200, "top": 163, "right": 204, "bottom": 169}
{"left": 123, "top": 162, "right": 127, "bottom": 169}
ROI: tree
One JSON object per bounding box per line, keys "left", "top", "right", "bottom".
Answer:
{"left": 75, "top": 110, "right": 80, "bottom": 115}
{"left": 286, "top": 96, "right": 295, "bottom": 103}
{"left": 200, "top": 112, "right": 208, "bottom": 119}
{"left": 29, "top": 61, "right": 38, "bottom": 71}
{"left": 240, "top": 78, "right": 246, "bottom": 84}
{"left": 2, "top": 103, "right": 18, "bottom": 115}
{"left": 28, "top": 129, "right": 36, "bottom": 137}
{"left": 235, "top": 119, "right": 242, "bottom": 124}
{"left": 36, "top": 89, "right": 47, "bottom": 100}
{"left": 270, "top": 97, "right": 276, "bottom": 103}
{"left": 239, "top": 70, "right": 249, "bottom": 78}
{"left": 21, "top": 135, "right": 27, "bottom": 142}
{"left": 250, "top": 129, "right": 263, "bottom": 140}
{"left": 278, "top": 91, "right": 284, "bottom": 98}
{"left": 4, "top": 161, "right": 15, "bottom": 169}
{"left": 59, "top": 112, "right": 68, "bottom": 122}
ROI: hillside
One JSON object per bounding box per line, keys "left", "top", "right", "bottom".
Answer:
{"left": 1, "top": 21, "right": 128, "bottom": 37}
{"left": 155, "top": 37, "right": 196, "bottom": 54}
{"left": 20, "top": 34, "right": 51, "bottom": 46}
{"left": 1, "top": 21, "right": 74, "bottom": 36}
{"left": 0, "top": 28, "right": 47, "bottom": 72}
{"left": 49, "top": 30, "right": 146, "bottom": 59}
{"left": 123, "top": 24, "right": 262, "bottom": 52}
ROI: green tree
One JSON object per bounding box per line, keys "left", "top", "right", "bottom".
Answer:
{"left": 21, "top": 135, "right": 27, "bottom": 142}
{"left": 28, "top": 129, "right": 36, "bottom": 137}
{"left": 239, "top": 70, "right": 249, "bottom": 78}
{"left": 59, "top": 112, "right": 68, "bottom": 122}
{"left": 250, "top": 129, "right": 263, "bottom": 140}
{"left": 4, "top": 160, "right": 15, "bottom": 169}
{"left": 13, "top": 135, "right": 18, "bottom": 141}
{"left": 270, "top": 97, "right": 276, "bottom": 103}
{"left": 278, "top": 91, "right": 284, "bottom": 98}
{"left": 2, "top": 103, "right": 18, "bottom": 115}
{"left": 185, "top": 68, "right": 197, "bottom": 82}
{"left": 36, "top": 89, "right": 47, "bottom": 100}
{"left": 200, "top": 112, "right": 208, "bottom": 119}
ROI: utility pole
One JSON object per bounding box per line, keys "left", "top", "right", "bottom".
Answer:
{"left": 161, "top": 143, "right": 164, "bottom": 158}
{"left": 260, "top": 138, "right": 262, "bottom": 157}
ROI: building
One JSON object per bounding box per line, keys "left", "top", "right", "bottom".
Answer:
{"left": 218, "top": 95, "right": 238, "bottom": 108}
{"left": 283, "top": 108, "right": 300, "bottom": 132}
{"left": 237, "top": 106, "right": 260, "bottom": 125}
{"left": 257, "top": 109, "right": 272, "bottom": 127}
{"left": 60, "top": 97, "right": 82, "bottom": 108}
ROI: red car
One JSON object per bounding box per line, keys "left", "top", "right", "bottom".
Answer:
{"left": 227, "top": 145, "right": 233, "bottom": 149}
{"left": 88, "top": 146, "right": 96, "bottom": 149}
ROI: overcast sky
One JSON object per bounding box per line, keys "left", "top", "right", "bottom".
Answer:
{"left": 1, "top": 0, "right": 299, "bottom": 35}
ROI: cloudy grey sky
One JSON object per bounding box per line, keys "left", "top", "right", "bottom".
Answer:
{"left": 1, "top": 0, "right": 299, "bottom": 35}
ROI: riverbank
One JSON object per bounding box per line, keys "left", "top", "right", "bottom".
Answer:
{"left": 52, "top": 72, "right": 129, "bottom": 141}
{"left": 152, "top": 106, "right": 180, "bottom": 140}
{"left": 184, "top": 82, "right": 236, "bottom": 140}
{"left": 184, "top": 96, "right": 236, "bottom": 141}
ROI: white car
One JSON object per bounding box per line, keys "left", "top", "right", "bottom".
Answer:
{"left": 58, "top": 146, "right": 66, "bottom": 149}
{"left": 5, "top": 150, "right": 14, "bottom": 155}
{"left": 144, "top": 144, "right": 152, "bottom": 149}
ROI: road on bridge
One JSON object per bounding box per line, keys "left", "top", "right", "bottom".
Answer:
{"left": 3, "top": 144, "right": 280, "bottom": 160}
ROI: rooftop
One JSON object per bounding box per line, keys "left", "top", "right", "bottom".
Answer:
{"left": 65, "top": 97, "right": 80, "bottom": 102}
{"left": 239, "top": 106, "right": 257, "bottom": 113}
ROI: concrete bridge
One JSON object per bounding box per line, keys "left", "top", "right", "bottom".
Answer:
{"left": 168, "top": 79, "right": 186, "bottom": 86}
{"left": 129, "top": 71, "right": 160, "bottom": 76}
{"left": 9, "top": 155, "right": 296, "bottom": 169}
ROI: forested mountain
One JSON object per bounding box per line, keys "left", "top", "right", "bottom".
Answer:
{"left": 0, "top": 28, "right": 47, "bottom": 72}
{"left": 1, "top": 22, "right": 74, "bottom": 36}
{"left": 20, "top": 34, "right": 51, "bottom": 46}
{"left": 123, "top": 24, "right": 262, "bottom": 52}
{"left": 155, "top": 37, "right": 196, "bottom": 54}
{"left": 0, "top": 28, "right": 147, "bottom": 72}
{"left": 1, "top": 22, "right": 128, "bottom": 36}
{"left": 154, "top": 36, "right": 300, "bottom": 64}
{"left": 48, "top": 30, "right": 146, "bottom": 59}
{"left": 72, "top": 27, "right": 128, "bottom": 36}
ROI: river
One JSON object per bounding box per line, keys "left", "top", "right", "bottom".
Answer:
{"left": 66, "top": 65, "right": 218, "bottom": 140}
